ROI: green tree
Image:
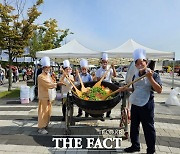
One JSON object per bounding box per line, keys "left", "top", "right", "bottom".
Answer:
{"left": 0, "top": 0, "right": 43, "bottom": 91}
{"left": 29, "top": 19, "right": 73, "bottom": 59}
{"left": 29, "top": 27, "right": 45, "bottom": 58}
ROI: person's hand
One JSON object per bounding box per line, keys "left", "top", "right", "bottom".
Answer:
{"left": 53, "top": 83, "right": 57, "bottom": 88}
{"left": 58, "top": 81, "right": 67, "bottom": 86}
{"left": 111, "top": 63, "right": 115, "bottom": 69}
{"left": 76, "top": 69, "right": 79, "bottom": 76}
{"left": 146, "top": 68, "right": 153, "bottom": 79}
{"left": 118, "top": 86, "right": 128, "bottom": 92}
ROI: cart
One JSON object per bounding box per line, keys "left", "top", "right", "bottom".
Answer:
{"left": 65, "top": 81, "right": 130, "bottom": 138}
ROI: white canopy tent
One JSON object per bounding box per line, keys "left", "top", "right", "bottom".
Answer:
{"left": 105, "top": 39, "right": 175, "bottom": 59}
{"left": 36, "top": 39, "right": 101, "bottom": 58}
{"left": 104, "top": 39, "right": 175, "bottom": 88}
{"left": 35, "top": 38, "right": 175, "bottom": 88}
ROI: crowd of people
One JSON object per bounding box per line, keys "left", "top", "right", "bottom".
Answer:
{"left": 0, "top": 64, "right": 5, "bottom": 85}
{"left": 0, "top": 64, "right": 35, "bottom": 85}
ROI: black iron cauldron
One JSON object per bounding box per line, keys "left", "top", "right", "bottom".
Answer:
{"left": 72, "top": 81, "right": 121, "bottom": 117}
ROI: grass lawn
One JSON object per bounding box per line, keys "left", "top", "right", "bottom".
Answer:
{"left": 0, "top": 89, "right": 20, "bottom": 99}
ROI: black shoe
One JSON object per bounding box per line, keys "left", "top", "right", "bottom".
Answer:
{"left": 76, "top": 113, "right": 82, "bottom": 117}
{"left": 124, "top": 146, "right": 140, "bottom": 153}
{"left": 147, "top": 151, "right": 155, "bottom": 154}
{"left": 62, "top": 117, "right": 65, "bottom": 121}
{"left": 85, "top": 113, "right": 89, "bottom": 117}
{"left": 100, "top": 115, "right": 105, "bottom": 121}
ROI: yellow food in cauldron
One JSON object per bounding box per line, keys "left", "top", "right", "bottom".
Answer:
{"left": 80, "top": 86, "right": 113, "bottom": 101}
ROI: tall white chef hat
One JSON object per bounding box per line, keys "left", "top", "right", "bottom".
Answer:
{"left": 41, "top": 56, "right": 50, "bottom": 67}
{"left": 80, "top": 59, "right": 88, "bottom": 68}
{"left": 133, "top": 48, "right": 146, "bottom": 61}
{"left": 63, "top": 60, "right": 70, "bottom": 68}
{"left": 102, "top": 53, "right": 108, "bottom": 61}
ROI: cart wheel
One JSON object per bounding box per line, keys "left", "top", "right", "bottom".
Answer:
{"left": 124, "top": 132, "right": 129, "bottom": 139}
{"left": 119, "top": 121, "right": 123, "bottom": 128}
{"left": 65, "top": 93, "right": 74, "bottom": 134}
{"left": 65, "top": 106, "right": 70, "bottom": 133}
{"left": 65, "top": 110, "right": 72, "bottom": 135}
{"left": 65, "top": 99, "right": 71, "bottom": 134}
{"left": 65, "top": 107, "right": 72, "bottom": 135}
{"left": 69, "top": 104, "right": 75, "bottom": 126}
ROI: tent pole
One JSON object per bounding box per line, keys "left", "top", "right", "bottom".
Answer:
{"left": 34, "top": 59, "right": 38, "bottom": 86}
{"left": 55, "top": 58, "right": 57, "bottom": 71}
{"left": 171, "top": 52, "right": 175, "bottom": 89}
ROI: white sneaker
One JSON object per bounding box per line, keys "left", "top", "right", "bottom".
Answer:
{"left": 38, "top": 128, "right": 48, "bottom": 134}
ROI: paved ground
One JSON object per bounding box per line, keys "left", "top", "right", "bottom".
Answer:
{"left": 0, "top": 74, "right": 180, "bottom": 154}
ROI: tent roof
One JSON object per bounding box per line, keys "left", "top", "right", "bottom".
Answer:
{"left": 36, "top": 39, "right": 101, "bottom": 58}
{"left": 105, "top": 39, "right": 174, "bottom": 59}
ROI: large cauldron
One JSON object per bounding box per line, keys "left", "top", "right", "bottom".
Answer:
{"left": 72, "top": 81, "right": 121, "bottom": 117}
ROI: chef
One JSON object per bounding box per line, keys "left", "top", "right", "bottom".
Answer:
{"left": 124, "top": 49, "right": 162, "bottom": 154}
{"left": 76, "top": 59, "right": 93, "bottom": 117}
{"left": 38, "top": 56, "right": 57, "bottom": 134}
{"left": 59, "top": 60, "right": 74, "bottom": 121}
{"left": 96, "top": 53, "right": 117, "bottom": 119}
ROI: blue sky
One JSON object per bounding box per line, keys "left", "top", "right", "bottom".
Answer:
{"left": 27, "top": 0, "right": 180, "bottom": 60}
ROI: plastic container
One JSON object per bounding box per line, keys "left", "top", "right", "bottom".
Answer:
{"left": 165, "top": 87, "right": 180, "bottom": 106}
{"left": 21, "top": 98, "right": 29, "bottom": 104}
{"left": 20, "top": 86, "right": 30, "bottom": 104}
{"left": 29, "top": 86, "right": 35, "bottom": 102}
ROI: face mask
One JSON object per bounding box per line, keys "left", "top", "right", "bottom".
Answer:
{"left": 65, "top": 69, "right": 71, "bottom": 75}
{"left": 102, "top": 60, "right": 108, "bottom": 68}
{"left": 68, "top": 69, "right": 72, "bottom": 74}
{"left": 44, "top": 68, "right": 50, "bottom": 74}
{"left": 102, "top": 63, "right": 107, "bottom": 69}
